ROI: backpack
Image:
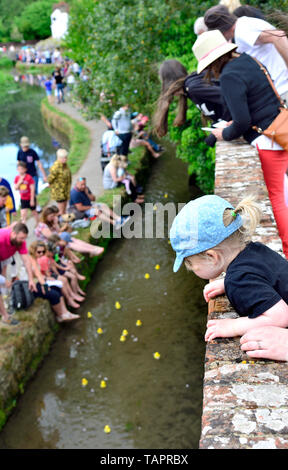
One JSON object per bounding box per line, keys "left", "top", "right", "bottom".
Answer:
{"left": 11, "top": 280, "right": 35, "bottom": 310}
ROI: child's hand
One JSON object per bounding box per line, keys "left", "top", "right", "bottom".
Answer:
{"left": 203, "top": 279, "right": 225, "bottom": 302}
{"left": 5, "top": 279, "right": 12, "bottom": 289}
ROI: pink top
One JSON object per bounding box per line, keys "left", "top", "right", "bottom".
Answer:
{"left": 37, "top": 255, "right": 52, "bottom": 276}
{"left": 0, "top": 227, "right": 28, "bottom": 261}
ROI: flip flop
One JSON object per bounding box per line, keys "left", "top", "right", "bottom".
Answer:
{"left": 1, "top": 316, "right": 19, "bottom": 326}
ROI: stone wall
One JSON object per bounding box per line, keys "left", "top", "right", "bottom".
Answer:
{"left": 199, "top": 140, "right": 288, "bottom": 449}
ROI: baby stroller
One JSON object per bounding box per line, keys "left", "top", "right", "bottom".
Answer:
{"left": 100, "top": 130, "right": 122, "bottom": 171}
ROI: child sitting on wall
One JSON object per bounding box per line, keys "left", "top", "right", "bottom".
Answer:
{"left": 170, "top": 194, "right": 288, "bottom": 343}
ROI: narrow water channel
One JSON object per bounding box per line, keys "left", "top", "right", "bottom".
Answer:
{"left": 0, "top": 80, "right": 207, "bottom": 449}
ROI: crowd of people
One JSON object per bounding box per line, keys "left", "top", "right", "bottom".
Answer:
{"left": 100, "top": 105, "right": 164, "bottom": 202}
{"left": 164, "top": 0, "right": 288, "bottom": 362}
{"left": 0, "top": 130, "right": 133, "bottom": 325}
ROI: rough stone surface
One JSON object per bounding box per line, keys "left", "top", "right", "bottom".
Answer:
{"left": 199, "top": 140, "right": 288, "bottom": 449}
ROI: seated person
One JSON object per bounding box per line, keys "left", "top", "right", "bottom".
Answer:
{"left": 69, "top": 177, "right": 128, "bottom": 227}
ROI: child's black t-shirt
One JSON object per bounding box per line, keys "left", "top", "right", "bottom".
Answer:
{"left": 224, "top": 242, "right": 288, "bottom": 318}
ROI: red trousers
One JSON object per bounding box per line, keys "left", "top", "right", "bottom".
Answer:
{"left": 258, "top": 148, "right": 288, "bottom": 258}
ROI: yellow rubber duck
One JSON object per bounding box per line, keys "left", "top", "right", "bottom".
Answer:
{"left": 155, "top": 264, "right": 160, "bottom": 270}
{"left": 82, "top": 378, "right": 88, "bottom": 387}
{"left": 115, "top": 301, "right": 121, "bottom": 310}
{"left": 153, "top": 204, "right": 157, "bottom": 211}
{"left": 104, "top": 425, "right": 111, "bottom": 434}
{"left": 97, "top": 327, "right": 103, "bottom": 334}
{"left": 120, "top": 335, "right": 126, "bottom": 342}
{"left": 87, "top": 312, "right": 92, "bottom": 318}
{"left": 144, "top": 273, "right": 150, "bottom": 279}
{"left": 100, "top": 380, "right": 107, "bottom": 388}
{"left": 122, "top": 329, "right": 128, "bottom": 336}
{"left": 136, "top": 319, "right": 142, "bottom": 327}
{"left": 164, "top": 193, "right": 168, "bottom": 198}
{"left": 153, "top": 352, "right": 161, "bottom": 360}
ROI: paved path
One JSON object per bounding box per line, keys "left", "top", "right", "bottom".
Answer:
{"left": 54, "top": 102, "right": 106, "bottom": 196}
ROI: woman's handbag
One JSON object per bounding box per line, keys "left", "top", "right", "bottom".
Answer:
{"left": 252, "top": 58, "right": 288, "bottom": 151}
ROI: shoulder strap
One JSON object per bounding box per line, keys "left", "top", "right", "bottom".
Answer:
{"left": 251, "top": 56, "right": 287, "bottom": 108}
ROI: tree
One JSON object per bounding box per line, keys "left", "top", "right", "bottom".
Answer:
{"left": 65, "top": 0, "right": 172, "bottom": 118}
{"left": 15, "top": 0, "right": 55, "bottom": 40}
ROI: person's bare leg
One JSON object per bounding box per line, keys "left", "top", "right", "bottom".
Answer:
{"left": 64, "top": 271, "right": 85, "bottom": 299}
{"left": 57, "top": 201, "right": 67, "bottom": 215}
{"left": 58, "top": 275, "right": 80, "bottom": 308}
{"left": 70, "top": 238, "right": 104, "bottom": 256}
{"left": 31, "top": 209, "right": 39, "bottom": 224}
{"left": 0, "top": 295, "right": 10, "bottom": 322}
{"left": 20, "top": 208, "right": 28, "bottom": 223}
{"left": 52, "top": 298, "right": 80, "bottom": 322}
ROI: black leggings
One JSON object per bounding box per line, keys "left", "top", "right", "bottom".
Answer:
{"left": 33, "top": 283, "right": 62, "bottom": 306}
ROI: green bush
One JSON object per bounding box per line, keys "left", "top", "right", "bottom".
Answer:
{"left": 64, "top": 0, "right": 288, "bottom": 194}
{"left": 15, "top": 0, "right": 55, "bottom": 40}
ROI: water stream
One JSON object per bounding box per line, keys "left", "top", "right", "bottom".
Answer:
{"left": 0, "top": 79, "right": 207, "bottom": 449}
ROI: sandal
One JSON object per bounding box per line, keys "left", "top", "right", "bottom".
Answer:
{"left": 56, "top": 312, "right": 80, "bottom": 323}
{"left": 1, "top": 316, "right": 19, "bottom": 326}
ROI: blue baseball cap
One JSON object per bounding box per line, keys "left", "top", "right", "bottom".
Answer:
{"left": 170, "top": 195, "right": 243, "bottom": 272}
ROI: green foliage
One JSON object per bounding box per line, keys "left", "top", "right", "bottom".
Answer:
{"left": 15, "top": 0, "right": 55, "bottom": 40}
{"left": 65, "top": 0, "right": 288, "bottom": 193}
{"left": 0, "top": 56, "right": 14, "bottom": 69}
{"left": 65, "top": 0, "right": 171, "bottom": 118}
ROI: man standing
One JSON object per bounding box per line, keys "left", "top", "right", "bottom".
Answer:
{"left": 0, "top": 222, "right": 36, "bottom": 324}
{"left": 111, "top": 105, "right": 133, "bottom": 156}
{"left": 204, "top": 5, "right": 288, "bottom": 103}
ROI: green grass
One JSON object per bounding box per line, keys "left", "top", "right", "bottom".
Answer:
{"left": 15, "top": 62, "right": 55, "bottom": 75}
{"left": 38, "top": 98, "right": 91, "bottom": 207}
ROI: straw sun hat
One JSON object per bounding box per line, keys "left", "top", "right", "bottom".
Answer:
{"left": 20, "top": 136, "right": 30, "bottom": 146}
{"left": 192, "top": 30, "right": 237, "bottom": 74}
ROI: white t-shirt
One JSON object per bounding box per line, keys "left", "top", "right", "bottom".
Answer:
{"left": 235, "top": 16, "right": 288, "bottom": 97}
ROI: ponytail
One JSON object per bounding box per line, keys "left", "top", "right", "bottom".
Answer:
{"left": 223, "top": 194, "right": 262, "bottom": 242}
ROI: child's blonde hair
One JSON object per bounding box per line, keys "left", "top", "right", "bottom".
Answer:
{"left": 185, "top": 194, "right": 262, "bottom": 267}
{"left": 221, "top": 194, "right": 262, "bottom": 246}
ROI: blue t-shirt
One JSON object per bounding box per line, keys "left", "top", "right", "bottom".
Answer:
{"left": 70, "top": 187, "right": 92, "bottom": 208}
{"left": 17, "top": 148, "right": 39, "bottom": 177}
{"left": 45, "top": 80, "right": 52, "bottom": 92}
{"left": 224, "top": 242, "right": 288, "bottom": 318}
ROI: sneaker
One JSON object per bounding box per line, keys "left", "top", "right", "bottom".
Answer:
{"left": 36, "top": 205, "right": 42, "bottom": 213}
{"left": 115, "top": 216, "right": 130, "bottom": 229}
{"left": 119, "top": 216, "right": 130, "bottom": 227}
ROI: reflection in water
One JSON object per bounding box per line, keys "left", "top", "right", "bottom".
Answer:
{"left": 0, "top": 77, "right": 69, "bottom": 207}
{"left": 0, "top": 139, "right": 207, "bottom": 449}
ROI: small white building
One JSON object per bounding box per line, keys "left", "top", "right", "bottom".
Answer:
{"left": 50, "top": 2, "right": 69, "bottom": 39}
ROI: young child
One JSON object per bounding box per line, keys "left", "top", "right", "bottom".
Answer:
{"left": 170, "top": 194, "right": 288, "bottom": 342}
{"left": 44, "top": 76, "right": 53, "bottom": 104}
{"left": 0, "top": 186, "right": 9, "bottom": 228}
{"left": 14, "top": 161, "right": 38, "bottom": 224}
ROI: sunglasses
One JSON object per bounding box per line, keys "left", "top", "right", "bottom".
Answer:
{"left": 36, "top": 250, "right": 45, "bottom": 254}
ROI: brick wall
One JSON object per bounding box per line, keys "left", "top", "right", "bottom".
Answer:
{"left": 199, "top": 140, "right": 288, "bottom": 449}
